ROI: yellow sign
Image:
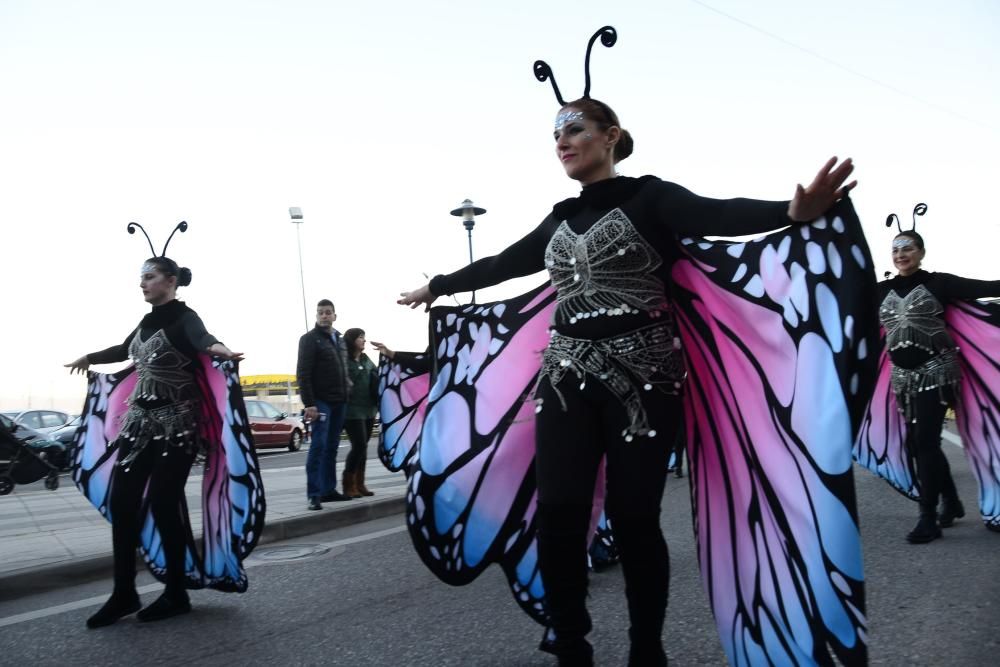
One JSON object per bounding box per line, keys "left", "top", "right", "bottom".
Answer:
{"left": 240, "top": 374, "right": 297, "bottom": 387}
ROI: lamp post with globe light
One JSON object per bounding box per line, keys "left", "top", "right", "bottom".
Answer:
{"left": 450, "top": 198, "right": 486, "bottom": 303}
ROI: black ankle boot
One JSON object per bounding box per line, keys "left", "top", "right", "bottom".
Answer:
{"left": 86, "top": 591, "right": 141, "bottom": 628}
{"left": 628, "top": 632, "right": 668, "bottom": 667}
{"left": 938, "top": 498, "right": 965, "bottom": 527}
{"left": 907, "top": 513, "right": 942, "bottom": 544}
{"left": 137, "top": 591, "right": 191, "bottom": 622}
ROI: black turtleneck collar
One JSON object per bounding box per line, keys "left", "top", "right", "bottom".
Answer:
{"left": 552, "top": 175, "right": 655, "bottom": 220}
{"left": 886, "top": 269, "right": 928, "bottom": 285}
{"left": 139, "top": 299, "right": 192, "bottom": 330}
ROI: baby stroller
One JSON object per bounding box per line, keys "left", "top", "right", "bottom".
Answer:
{"left": 0, "top": 415, "right": 63, "bottom": 495}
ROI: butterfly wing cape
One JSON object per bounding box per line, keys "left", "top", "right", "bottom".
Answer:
{"left": 855, "top": 299, "right": 1000, "bottom": 529}
{"left": 71, "top": 355, "right": 266, "bottom": 592}
{"left": 671, "top": 198, "right": 877, "bottom": 666}
{"left": 378, "top": 285, "right": 556, "bottom": 622}
{"left": 377, "top": 352, "right": 432, "bottom": 473}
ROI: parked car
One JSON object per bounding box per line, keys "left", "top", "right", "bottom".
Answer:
{"left": 244, "top": 400, "right": 305, "bottom": 452}
{"left": 1, "top": 409, "right": 73, "bottom": 434}
{"left": 49, "top": 415, "right": 82, "bottom": 445}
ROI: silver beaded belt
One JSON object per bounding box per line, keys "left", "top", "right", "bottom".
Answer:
{"left": 117, "top": 400, "right": 199, "bottom": 467}
{"left": 891, "top": 348, "right": 961, "bottom": 423}
{"left": 536, "top": 320, "right": 687, "bottom": 441}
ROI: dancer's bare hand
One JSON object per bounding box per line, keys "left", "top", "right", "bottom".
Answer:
{"left": 398, "top": 284, "right": 436, "bottom": 311}
{"left": 788, "top": 157, "right": 857, "bottom": 222}
{"left": 371, "top": 341, "right": 395, "bottom": 359}
{"left": 64, "top": 356, "right": 90, "bottom": 375}
{"left": 208, "top": 343, "right": 245, "bottom": 362}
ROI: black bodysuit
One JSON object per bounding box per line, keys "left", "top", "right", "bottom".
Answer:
{"left": 877, "top": 269, "right": 1000, "bottom": 515}
{"left": 429, "top": 175, "right": 794, "bottom": 657}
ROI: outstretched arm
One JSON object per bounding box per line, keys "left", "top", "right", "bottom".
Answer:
{"left": 65, "top": 330, "right": 138, "bottom": 374}
{"left": 398, "top": 215, "right": 555, "bottom": 310}
{"left": 652, "top": 157, "right": 856, "bottom": 237}
{"left": 938, "top": 273, "right": 1000, "bottom": 302}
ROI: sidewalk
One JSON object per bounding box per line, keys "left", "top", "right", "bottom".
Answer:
{"left": 0, "top": 457, "right": 407, "bottom": 600}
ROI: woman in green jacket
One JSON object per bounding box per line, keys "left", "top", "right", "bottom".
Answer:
{"left": 341, "top": 328, "right": 378, "bottom": 498}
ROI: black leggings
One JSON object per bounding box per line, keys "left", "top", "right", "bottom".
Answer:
{"left": 109, "top": 439, "right": 196, "bottom": 598}
{"left": 907, "top": 390, "right": 959, "bottom": 513}
{"left": 534, "top": 376, "right": 682, "bottom": 650}
{"left": 343, "top": 418, "right": 374, "bottom": 474}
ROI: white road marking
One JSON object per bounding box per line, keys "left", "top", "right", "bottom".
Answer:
{"left": 0, "top": 524, "right": 407, "bottom": 628}
{"left": 0, "top": 583, "right": 163, "bottom": 629}
{"left": 941, "top": 430, "right": 963, "bottom": 448}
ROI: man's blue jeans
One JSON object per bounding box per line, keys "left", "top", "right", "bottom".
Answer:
{"left": 305, "top": 399, "right": 347, "bottom": 499}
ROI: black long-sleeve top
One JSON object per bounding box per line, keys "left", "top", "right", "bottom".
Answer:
{"left": 86, "top": 300, "right": 219, "bottom": 365}
{"left": 430, "top": 175, "right": 793, "bottom": 339}
{"left": 878, "top": 269, "right": 1000, "bottom": 369}
{"left": 86, "top": 299, "right": 219, "bottom": 408}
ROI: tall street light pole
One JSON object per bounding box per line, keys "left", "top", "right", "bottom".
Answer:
{"left": 289, "top": 207, "right": 308, "bottom": 331}
{"left": 450, "top": 198, "right": 486, "bottom": 304}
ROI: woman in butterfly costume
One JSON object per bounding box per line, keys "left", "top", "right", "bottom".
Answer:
{"left": 397, "top": 27, "right": 876, "bottom": 667}
{"left": 65, "top": 222, "right": 265, "bottom": 628}
{"left": 855, "top": 205, "right": 1000, "bottom": 543}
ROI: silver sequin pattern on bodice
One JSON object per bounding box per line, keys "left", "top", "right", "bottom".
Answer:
{"left": 879, "top": 285, "right": 956, "bottom": 355}
{"left": 879, "top": 285, "right": 961, "bottom": 421}
{"left": 127, "top": 329, "right": 195, "bottom": 403}
{"left": 544, "top": 208, "right": 670, "bottom": 325}
{"left": 117, "top": 330, "right": 201, "bottom": 467}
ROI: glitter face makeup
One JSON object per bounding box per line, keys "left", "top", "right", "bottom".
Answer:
{"left": 554, "top": 110, "right": 584, "bottom": 131}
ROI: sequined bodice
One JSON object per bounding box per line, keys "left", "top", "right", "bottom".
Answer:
{"left": 544, "top": 208, "right": 670, "bottom": 325}
{"left": 879, "top": 285, "right": 955, "bottom": 355}
{"left": 127, "top": 329, "right": 195, "bottom": 402}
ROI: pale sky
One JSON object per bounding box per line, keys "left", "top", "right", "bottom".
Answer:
{"left": 2, "top": 0, "right": 998, "bottom": 411}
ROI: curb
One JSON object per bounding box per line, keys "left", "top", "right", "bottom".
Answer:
{"left": 0, "top": 495, "right": 406, "bottom": 602}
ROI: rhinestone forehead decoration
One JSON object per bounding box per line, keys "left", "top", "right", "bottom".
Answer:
{"left": 554, "top": 111, "right": 585, "bottom": 131}
{"left": 892, "top": 238, "right": 916, "bottom": 249}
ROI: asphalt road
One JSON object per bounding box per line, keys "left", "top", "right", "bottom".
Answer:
{"left": 1, "top": 444, "right": 997, "bottom": 666}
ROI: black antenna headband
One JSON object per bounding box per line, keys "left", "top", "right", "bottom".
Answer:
{"left": 534, "top": 26, "right": 617, "bottom": 105}
{"left": 885, "top": 203, "right": 927, "bottom": 234}
{"left": 127, "top": 221, "right": 189, "bottom": 257}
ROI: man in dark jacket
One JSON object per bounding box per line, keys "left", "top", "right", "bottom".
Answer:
{"left": 297, "top": 299, "right": 352, "bottom": 509}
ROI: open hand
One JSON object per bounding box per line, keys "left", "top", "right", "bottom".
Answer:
{"left": 397, "top": 284, "right": 436, "bottom": 311}
{"left": 208, "top": 343, "right": 245, "bottom": 362}
{"left": 371, "top": 341, "right": 395, "bottom": 359}
{"left": 788, "top": 157, "right": 857, "bottom": 222}
{"left": 64, "top": 356, "right": 90, "bottom": 375}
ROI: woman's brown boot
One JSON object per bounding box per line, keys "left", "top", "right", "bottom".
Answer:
{"left": 357, "top": 466, "right": 374, "bottom": 496}
{"left": 342, "top": 470, "right": 361, "bottom": 498}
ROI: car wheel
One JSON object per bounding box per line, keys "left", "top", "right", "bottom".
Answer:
{"left": 288, "top": 429, "right": 303, "bottom": 452}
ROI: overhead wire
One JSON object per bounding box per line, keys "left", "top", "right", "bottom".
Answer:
{"left": 688, "top": 0, "right": 996, "bottom": 134}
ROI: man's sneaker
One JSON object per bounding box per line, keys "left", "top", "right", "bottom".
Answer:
{"left": 320, "top": 490, "right": 352, "bottom": 502}
{"left": 308, "top": 497, "right": 323, "bottom": 511}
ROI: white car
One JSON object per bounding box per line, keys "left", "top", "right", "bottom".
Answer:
{"left": 1, "top": 410, "right": 73, "bottom": 434}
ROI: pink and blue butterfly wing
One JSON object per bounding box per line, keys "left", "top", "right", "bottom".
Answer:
{"left": 405, "top": 285, "right": 556, "bottom": 622}
{"left": 378, "top": 353, "right": 431, "bottom": 473}
{"left": 852, "top": 336, "right": 916, "bottom": 499}
{"left": 72, "top": 367, "right": 137, "bottom": 519}
{"left": 947, "top": 300, "right": 1000, "bottom": 528}
{"left": 672, "top": 199, "right": 876, "bottom": 666}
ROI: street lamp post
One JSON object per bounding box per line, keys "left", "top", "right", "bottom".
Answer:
{"left": 289, "top": 207, "right": 308, "bottom": 331}
{"left": 450, "top": 198, "right": 486, "bottom": 303}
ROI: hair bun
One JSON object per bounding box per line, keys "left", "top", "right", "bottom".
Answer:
{"left": 614, "top": 128, "right": 634, "bottom": 163}
{"left": 177, "top": 267, "right": 192, "bottom": 287}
